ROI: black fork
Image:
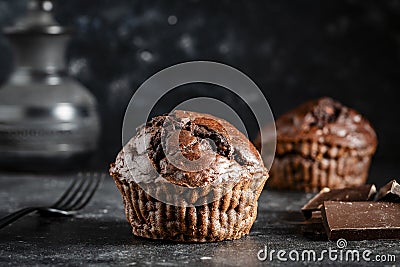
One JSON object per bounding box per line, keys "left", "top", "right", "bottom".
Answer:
{"left": 0, "top": 173, "right": 104, "bottom": 230}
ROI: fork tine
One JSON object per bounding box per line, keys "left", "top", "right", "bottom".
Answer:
{"left": 71, "top": 173, "right": 103, "bottom": 211}
{"left": 52, "top": 173, "right": 87, "bottom": 209}
{"left": 59, "top": 173, "right": 96, "bottom": 210}
{"left": 51, "top": 173, "right": 83, "bottom": 207}
{"left": 0, "top": 173, "right": 103, "bottom": 228}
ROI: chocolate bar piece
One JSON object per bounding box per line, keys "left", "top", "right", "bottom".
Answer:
{"left": 300, "top": 216, "right": 328, "bottom": 240}
{"left": 322, "top": 201, "right": 400, "bottom": 240}
{"left": 375, "top": 180, "right": 400, "bottom": 202}
{"left": 301, "top": 185, "right": 376, "bottom": 219}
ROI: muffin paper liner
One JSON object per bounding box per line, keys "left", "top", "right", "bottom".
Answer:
{"left": 112, "top": 175, "right": 267, "bottom": 242}
{"left": 268, "top": 141, "right": 373, "bottom": 192}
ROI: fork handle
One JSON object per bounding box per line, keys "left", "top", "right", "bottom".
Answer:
{"left": 0, "top": 207, "right": 40, "bottom": 230}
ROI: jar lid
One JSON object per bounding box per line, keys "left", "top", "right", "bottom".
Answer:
{"left": 3, "top": 0, "right": 72, "bottom": 36}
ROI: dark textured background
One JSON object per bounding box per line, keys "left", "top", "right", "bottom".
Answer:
{"left": 0, "top": 0, "right": 399, "bottom": 178}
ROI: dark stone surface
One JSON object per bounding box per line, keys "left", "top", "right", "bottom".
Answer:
{"left": 0, "top": 173, "right": 399, "bottom": 266}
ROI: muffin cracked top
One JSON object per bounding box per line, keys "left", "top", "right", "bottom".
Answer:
{"left": 276, "top": 97, "right": 377, "bottom": 152}
{"left": 110, "top": 110, "right": 267, "bottom": 188}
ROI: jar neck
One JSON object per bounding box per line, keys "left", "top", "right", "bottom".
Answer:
{"left": 8, "top": 33, "right": 69, "bottom": 73}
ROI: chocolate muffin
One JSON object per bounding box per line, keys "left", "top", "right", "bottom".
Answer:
{"left": 259, "top": 97, "right": 377, "bottom": 192}
{"left": 110, "top": 110, "right": 268, "bottom": 242}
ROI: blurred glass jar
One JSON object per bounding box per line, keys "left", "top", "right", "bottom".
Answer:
{"left": 0, "top": 0, "right": 100, "bottom": 171}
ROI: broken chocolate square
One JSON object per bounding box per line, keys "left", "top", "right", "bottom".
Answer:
{"left": 301, "top": 185, "right": 376, "bottom": 220}
{"left": 375, "top": 179, "right": 400, "bottom": 203}
{"left": 321, "top": 201, "right": 400, "bottom": 240}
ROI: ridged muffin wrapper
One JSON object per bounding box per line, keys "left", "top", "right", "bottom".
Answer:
{"left": 112, "top": 173, "right": 267, "bottom": 242}
{"left": 268, "top": 140, "right": 374, "bottom": 192}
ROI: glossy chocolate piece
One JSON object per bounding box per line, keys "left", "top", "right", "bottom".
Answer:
{"left": 301, "top": 185, "right": 376, "bottom": 219}
{"left": 322, "top": 201, "right": 400, "bottom": 240}
{"left": 376, "top": 180, "right": 400, "bottom": 202}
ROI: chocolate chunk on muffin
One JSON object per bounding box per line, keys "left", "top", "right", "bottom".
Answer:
{"left": 258, "top": 97, "right": 377, "bottom": 192}
{"left": 110, "top": 110, "right": 268, "bottom": 242}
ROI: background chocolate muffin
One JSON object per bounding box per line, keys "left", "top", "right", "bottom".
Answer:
{"left": 110, "top": 110, "right": 268, "bottom": 242}
{"left": 260, "top": 97, "right": 377, "bottom": 192}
